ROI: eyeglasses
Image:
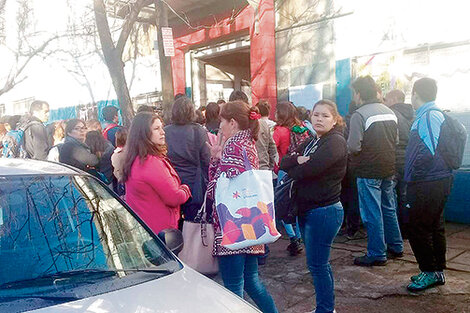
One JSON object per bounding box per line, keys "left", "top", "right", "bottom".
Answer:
{"left": 73, "top": 126, "right": 87, "bottom": 131}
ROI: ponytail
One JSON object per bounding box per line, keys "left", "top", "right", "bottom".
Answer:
{"left": 220, "top": 101, "right": 260, "bottom": 141}
{"left": 248, "top": 106, "right": 260, "bottom": 141}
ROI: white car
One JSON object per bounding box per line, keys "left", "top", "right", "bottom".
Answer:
{"left": 0, "top": 158, "right": 260, "bottom": 313}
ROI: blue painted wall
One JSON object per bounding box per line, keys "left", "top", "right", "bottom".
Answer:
{"left": 335, "top": 58, "right": 352, "bottom": 117}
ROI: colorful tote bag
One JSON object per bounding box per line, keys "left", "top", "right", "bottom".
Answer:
{"left": 215, "top": 151, "right": 280, "bottom": 250}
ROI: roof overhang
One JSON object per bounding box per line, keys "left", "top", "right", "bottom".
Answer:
{"left": 106, "top": 0, "right": 250, "bottom": 28}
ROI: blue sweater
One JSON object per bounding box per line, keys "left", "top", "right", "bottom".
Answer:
{"left": 404, "top": 101, "right": 452, "bottom": 182}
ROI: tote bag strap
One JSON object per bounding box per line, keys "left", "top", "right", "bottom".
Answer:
{"left": 195, "top": 189, "right": 209, "bottom": 222}
{"left": 241, "top": 148, "right": 253, "bottom": 171}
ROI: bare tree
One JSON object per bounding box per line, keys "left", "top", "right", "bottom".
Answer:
{"left": 0, "top": 0, "right": 59, "bottom": 97}
{"left": 0, "top": 0, "right": 6, "bottom": 44}
{"left": 93, "top": 0, "right": 153, "bottom": 126}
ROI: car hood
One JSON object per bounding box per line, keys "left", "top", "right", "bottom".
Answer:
{"left": 33, "top": 266, "right": 260, "bottom": 313}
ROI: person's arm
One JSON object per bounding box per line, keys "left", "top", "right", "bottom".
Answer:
{"left": 27, "top": 123, "right": 50, "bottom": 160}
{"left": 347, "top": 113, "right": 364, "bottom": 154}
{"left": 199, "top": 128, "right": 211, "bottom": 173}
{"left": 407, "top": 111, "right": 444, "bottom": 179}
{"left": 273, "top": 126, "right": 290, "bottom": 159}
{"left": 287, "top": 135, "right": 347, "bottom": 181}
{"left": 419, "top": 110, "right": 445, "bottom": 156}
{"left": 71, "top": 145, "right": 99, "bottom": 168}
{"left": 144, "top": 157, "right": 191, "bottom": 207}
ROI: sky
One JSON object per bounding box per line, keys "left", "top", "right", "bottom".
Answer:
{"left": 0, "top": 0, "right": 160, "bottom": 113}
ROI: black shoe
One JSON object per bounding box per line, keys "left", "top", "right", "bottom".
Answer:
{"left": 387, "top": 249, "right": 404, "bottom": 259}
{"left": 287, "top": 238, "right": 303, "bottom": 256}
{"left": 354, "top": 255, "right": 387, "bottom": 267}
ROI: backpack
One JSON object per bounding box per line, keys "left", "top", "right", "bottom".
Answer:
{"left": 274, "top": 138, "right": 318, "bottom": 223}
{"left": 427, "top": 109, "right": 468, "bottom": 170}
{"left": 2, "top": 121, "right": 43, "bottom": 158}
{"left": 274, "top": 175, "right": 297, "bottom": 224}
{"left": 2, "top": 130, "right": 26, "bottom": 158}
{"left": 102, "top": 123, "right": 118, "bottom": 141}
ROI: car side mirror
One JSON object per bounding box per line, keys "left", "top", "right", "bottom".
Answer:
{"left": 157, "top": 228, "right": 184, "bottom": 255}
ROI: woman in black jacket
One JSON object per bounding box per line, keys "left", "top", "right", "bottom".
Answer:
{"left": 280, "top": 100, "right": 347, "bottom": 313}
{"left": 164, "top": 97, "right": 211, "bottom": 222}
{"left": 59, "top": 119, "right": 99, "bottom": 173}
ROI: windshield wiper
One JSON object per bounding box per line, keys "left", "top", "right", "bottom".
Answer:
{"left": 0, "top": 293, "right": 80, "bottom": 302}
{"left": 0, "top": 269, "right": 117, "bottom": 290}
{"left": 115, "top": 268, "right": 175, "bottom": 274}
{"left": 0, "top": 268, "right": 175, "bottom": 290}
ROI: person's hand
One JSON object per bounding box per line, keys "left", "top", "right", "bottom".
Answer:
{"left": 206, "top": 132, "right": 226, "bottom": 159}
{"left": 297, "top": 155, "right": 310, "bottom": 164}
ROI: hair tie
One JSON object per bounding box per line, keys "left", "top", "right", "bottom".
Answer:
{"left": 249, "top": 111, "right": 261, "bottom": 120}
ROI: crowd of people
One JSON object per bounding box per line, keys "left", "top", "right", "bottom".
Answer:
{"left": 0, "top": 76, "right": 460, "bottom": 313}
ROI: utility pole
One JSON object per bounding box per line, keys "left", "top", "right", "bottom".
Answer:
{"left": 155, "top": 0, "right": 174, "bottom": 123}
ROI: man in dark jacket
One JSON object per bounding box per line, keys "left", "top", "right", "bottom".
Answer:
{"left": 385, "top": 90, "right": 415, "bottom": 238}
{"left": 348, "top": 76, "right": 403, "bottom": 266}
{"left": 404, "top": 78, "right": 453, "bottom": 291}
{"left": 18, "top": 100, "right": 51, "bottom": 160}
{"left": 340, "top": 101, "right": 362, "bottom": 239}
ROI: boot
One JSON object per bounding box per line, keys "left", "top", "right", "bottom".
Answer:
{"left": 287, "top": 238, "right": 303, "bottom": 256}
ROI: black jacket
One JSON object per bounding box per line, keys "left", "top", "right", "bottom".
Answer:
{"left": 280, "top": 127, "right": 348, "bottom": 216}
{"left": 347, "top": 102, "right": 398, "bottom": 178}
{"left": 18, "top": 115, "right": 51, "bottom": 160}
{"left": 59, "top": 136, "right": 99, "bottom": 172}
{"left": 390, "top": 103, "right": 414, "bottom": 175}
{"left": 165, "top": 123, "right": 210, "bottom": 221}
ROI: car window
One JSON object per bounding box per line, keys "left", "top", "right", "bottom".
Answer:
{"left": 0, "top": 175, "right": 181, "bottom": 302}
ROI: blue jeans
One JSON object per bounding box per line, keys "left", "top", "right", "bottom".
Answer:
{"left": 281, "top": 219, "right": 301, "bottom": 239}
{"left": 357, "top": 177, "right": 403, "bottom": 260}
{"left": 299, "top": 202, "right": 343, "bottom": 313}
{"left": 277, "top": 170, "right": 301, "bottom": 239}
{"left": 218, "top": 254, "right": 278, "bottom": 313}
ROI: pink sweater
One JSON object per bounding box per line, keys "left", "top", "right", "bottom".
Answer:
{"left": 125, "top": 155, "right": 191, "bottom": 235}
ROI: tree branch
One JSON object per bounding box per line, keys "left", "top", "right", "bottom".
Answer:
{"left": 115, "top": 0, "right": 152, "bottom": 56}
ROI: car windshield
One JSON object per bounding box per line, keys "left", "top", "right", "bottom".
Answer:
{"left": 0, "top": 174, "right": 181, "bottom": 308}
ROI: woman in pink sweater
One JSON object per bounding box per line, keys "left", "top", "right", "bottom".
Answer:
{"left": 122, "top": 112, "right": 191, "bottom": 235}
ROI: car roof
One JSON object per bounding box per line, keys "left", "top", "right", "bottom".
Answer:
{"left": 0, "top": 158, "right": 82, "bottom": 176}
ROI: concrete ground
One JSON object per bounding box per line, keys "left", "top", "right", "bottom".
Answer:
{"left": 213, "top": 223, "right": 470, "bottom": 312}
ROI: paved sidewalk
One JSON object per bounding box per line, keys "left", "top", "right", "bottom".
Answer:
{"left": 215, "top": 222, "right": 470, "bottom": 312}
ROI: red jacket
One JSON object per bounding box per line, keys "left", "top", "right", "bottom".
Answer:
{"left": 273, "top": 125, "right": 291, "bottom": 161}
{"left": 125, "top": 155, "right": 191, "bottom": 235}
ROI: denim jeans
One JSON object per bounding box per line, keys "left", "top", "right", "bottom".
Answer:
{"left": 281, "top": 219, "right": 301, "bottom": 239}
{"left": 299, "top": 202, "right": 343, "bottom": 313}
{"left": 218, "top": 254, "right": 278, "bottom": 313}
{"left": 357, "top": 177, "right": 403, "bottom": 260}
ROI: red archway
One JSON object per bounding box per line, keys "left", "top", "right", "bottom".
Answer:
{"left": 170, "top": 0, "right": 277, "bottom": 114}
